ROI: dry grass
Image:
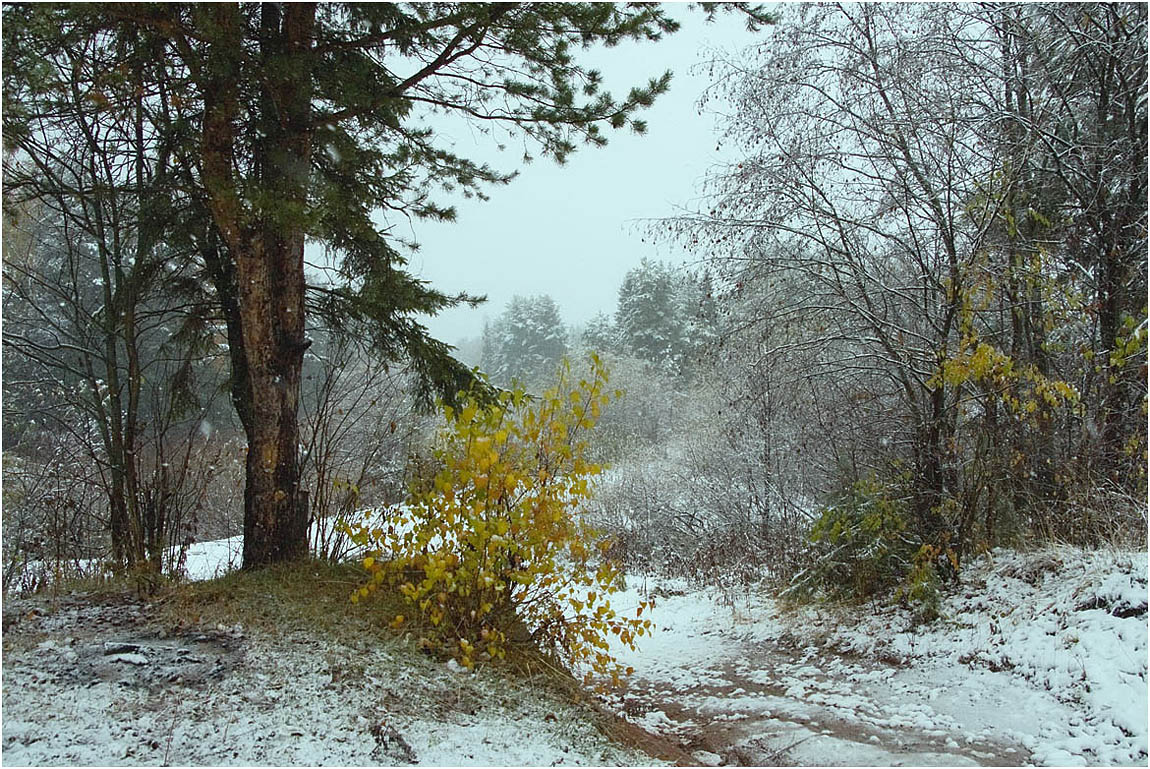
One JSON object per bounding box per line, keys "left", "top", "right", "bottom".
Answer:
{"left": 156, "top": 559, "right": 397, "bottom": 640}
{"left": 160, "top": 561, "right": 587, "bottom": 688}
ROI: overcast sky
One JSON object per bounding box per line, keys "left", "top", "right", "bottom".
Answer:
{"left": 398, "top": 4, "right": 767, "bottom": 346}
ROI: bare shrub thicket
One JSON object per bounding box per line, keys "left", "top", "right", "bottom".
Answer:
{"left": 584, "top": 352, "right": 813, "bottom": 588}
{"left": 1, "top": 448, "right": 106, "bottom": 593}
{"left": 2, "top": 331, "right": 428, "bottom": 590}
{"left": 300, "top": 334, "right": 429, "bottom": 561}
{"left": 1, "top": 422, "right": 247, "bottom": 592}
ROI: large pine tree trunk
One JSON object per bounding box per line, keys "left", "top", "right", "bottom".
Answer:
{"left": 236, "top": 229, "right": 310, "bottom": 567}
{"left": 201, "top": 3, "right": 317, "bottom": 569}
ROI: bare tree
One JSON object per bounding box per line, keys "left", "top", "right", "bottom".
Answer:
{"left": 673, "top": 3, "right": 1146, "bottom": 553}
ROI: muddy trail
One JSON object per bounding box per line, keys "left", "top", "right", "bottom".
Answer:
{"left": 606, "top": 634, "right": 1033, "bottom": 767}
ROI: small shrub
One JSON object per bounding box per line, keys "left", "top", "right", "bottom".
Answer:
{"left": 785, "top": 479, "right": 915, "bottom": 600}
{"left": 895, "top": 543, "right": 948, "bottom": 623}
{"left": 345, "top": 355, "right": 652, "bottom": 685}
{"left": 785, "top": 479, "right": 957, "bottom": 620}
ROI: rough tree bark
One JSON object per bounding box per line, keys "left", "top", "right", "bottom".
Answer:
{"left": 201, "top": 3, "right": 317, "bottom": 567}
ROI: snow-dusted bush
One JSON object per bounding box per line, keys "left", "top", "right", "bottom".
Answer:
{"left": 785, "top": 479, "right": 917, "bottom": 601}
{"left": 346, "top": 357, "right": 652, "bottom": 684}
{"left": 781, "top": 479, "right": 963, "bottom": 622}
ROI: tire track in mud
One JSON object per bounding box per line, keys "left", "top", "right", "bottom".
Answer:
{"left": 608, "top": 637, "right": 1031, "bottom": 766}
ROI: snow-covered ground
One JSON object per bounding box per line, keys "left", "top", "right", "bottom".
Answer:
{"left": 601, "top": 547, "right": 1147, "bottom": 766}
{"left": 4, "top": 540, "right": 1146, "bottom": 766}
{"left": 2, "top": 624, "right": 650, "bottom": 766}
{"left": 1, "top": 580, "right": 654, "bottom": 766}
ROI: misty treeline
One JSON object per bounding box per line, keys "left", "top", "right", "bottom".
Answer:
{"left": 465, "top": 260, "right": 774, "bottom": 582}
{"left": 2, "top": 3, "right": 1145, "bottom": 607}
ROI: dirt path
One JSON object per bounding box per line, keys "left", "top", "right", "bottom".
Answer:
{"left": 614, "top": 638, "right": 1031, "bottom": 766}
{"left": 601, "top": 586, "right": 1038, "bottom": 767}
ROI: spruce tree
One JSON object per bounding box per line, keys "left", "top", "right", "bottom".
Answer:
{"left": 4, "top": 3, "right": 697, "bottom": 568}
{"left": 482, "top": 295, "right": 568, "bottom": 386}
{"left": 614, "top": 260, "right": 719, "bottom": 376}
{"left": 616, "top": 259, "right": 688, "bottom": 368}
{"left": 581, "top": 312, "right": 620, "bottom": 355}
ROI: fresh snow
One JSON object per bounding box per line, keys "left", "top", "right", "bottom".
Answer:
{"left": 176, "top": 535, "right": 244, "bottom": 581}
{"left": 4, "top": 540, "right": 1146, "bottom": 766}
{"left": 598, "top": 547, "right": 1147, "bottom": 766}
{"left": 2, "top": 597, "right": 651, "bottom": 767}
{"left": 12, "top": 514, "right": 370, "bottom": 589}
{"left": 2, "top": 632, "right": 648, "bottom": 766}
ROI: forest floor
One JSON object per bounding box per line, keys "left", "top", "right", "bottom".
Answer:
{"left": 2, "top": 546, "right": 1146, "bottom": 766}
{"left": 1, "top": 563, "right": 674, "bottom": 767}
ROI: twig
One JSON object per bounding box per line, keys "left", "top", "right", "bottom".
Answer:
{"left": 162, "top": 698, "right": 181, "bottom": 766}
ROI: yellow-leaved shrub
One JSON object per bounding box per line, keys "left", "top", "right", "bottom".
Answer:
{"left": 344, "top": 354, "right": 652, "bottom": 685}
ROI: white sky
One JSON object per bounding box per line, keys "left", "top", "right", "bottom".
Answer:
{"left": 400, "top": 4, "right": 767, "bottom": 345}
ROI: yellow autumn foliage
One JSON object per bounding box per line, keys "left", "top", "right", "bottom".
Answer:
{"left": 344, "top": 354, "right": 651, "bottom": 685}
{"left": 931, "top": 277, "right": 1081, "bottom": 419}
